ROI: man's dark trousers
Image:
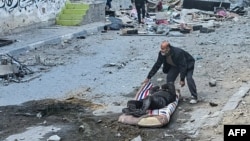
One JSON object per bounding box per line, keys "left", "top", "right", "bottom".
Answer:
{"left": 135, "top": 5, "right": 146, "bottom": 24}
{"left": 166, "top": 67, "right": 197, "bottom": 99}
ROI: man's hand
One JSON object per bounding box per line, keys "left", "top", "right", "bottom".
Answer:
{"left": 143, "top": 78, "right": 150, "bottom": 84}
{"left": 180, "top": 81, "right": 185, "bottom": 87}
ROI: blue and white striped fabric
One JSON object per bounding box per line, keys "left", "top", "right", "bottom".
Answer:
{"left": 135, "top": 81, "right": 153, "bottom": 101}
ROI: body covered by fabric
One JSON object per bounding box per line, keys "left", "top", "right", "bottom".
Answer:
{"left": 118, "top": 82, "right": 180, "bottom": 127}
{"left": 122, "top": 82, "right": 176, "bottom": 117}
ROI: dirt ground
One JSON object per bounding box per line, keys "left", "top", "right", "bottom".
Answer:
{"left": 1, "top": 9, "right": 250, "bottom": 141}
{"left": 0, "top": 97, "right": 194, "bottom": 141}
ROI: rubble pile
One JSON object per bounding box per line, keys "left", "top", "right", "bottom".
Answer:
{"left": 0, "top": 54, "right": 33, "bottom": 85}
{"left": 103, "top": 0, "right": 250, "bottom": 36}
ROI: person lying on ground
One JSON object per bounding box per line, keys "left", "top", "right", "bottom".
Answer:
{"left": 122, "top": 82, "right": 176, "bottom": 117}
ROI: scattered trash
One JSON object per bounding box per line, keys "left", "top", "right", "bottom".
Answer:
{"left": 76, "top": 36, "right": 86, "bottom": 39}
{"left": 0, "top": 54, "right": 34, "bottom": 85}
{"left": 209, "top": 102, "right": 218, "bottom": 107}
{"left": 200, "top": 27, "right": 215, "bottom": 33}
{"left": 230, "top": 6, "right": 247, "bottom": 15}
{"left": 0, "top": 38, "right": 16, "bottom": 47}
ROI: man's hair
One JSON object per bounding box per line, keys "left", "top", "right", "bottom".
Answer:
{"left": 162, "top": 40, "right": 170, "bottom": 47}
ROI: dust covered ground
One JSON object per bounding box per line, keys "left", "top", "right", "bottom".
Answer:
{"left": 1, "top": 10, "right": 250, "bottom": 141}
{"left": 0, "top": 97, "right": 193, "bottom": 141}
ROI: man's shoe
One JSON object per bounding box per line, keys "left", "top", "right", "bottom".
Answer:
{"left": 189, "top": 99, "right": 198, "bottom": 104}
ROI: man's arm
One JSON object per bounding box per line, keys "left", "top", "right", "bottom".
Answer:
{"left": 177, "top": 51, "right": 187, "bottom": 81}
{"left": 147, "top": 52, "right": 164, "bottom": 79}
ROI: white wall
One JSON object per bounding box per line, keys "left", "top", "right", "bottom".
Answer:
{"left": 0, "top": 0, "right": 66, "bottom": 35}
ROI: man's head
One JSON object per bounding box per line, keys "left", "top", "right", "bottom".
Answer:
{"left": 160, "top": 41, "right": 170, "bottom": 55}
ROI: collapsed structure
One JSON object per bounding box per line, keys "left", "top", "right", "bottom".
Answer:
{"left": 104, "top": 0, "right": 249, "bottom": 36}
{"left": 0, "top": 54, "right": 33, "bottom": 85}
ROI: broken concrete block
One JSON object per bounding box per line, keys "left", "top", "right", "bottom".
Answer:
{"left": 179, "top": 23, "right": 192, "bottom": 34}
{"left": 180, "top": 28, "right": 191, "bottom": 34}
{"left": 200, "top": 27, "right": 215, "bottom": 33}
{"left": 79, "top": 125, "right": 85, "bottom": 132}
{"left": 47, "top": 135, "right": 61, "bottom": 141}
{"left": 121, "top": 29, "right": 138, "bottom": 35}
{"left": 147, "top": 0, "right": 158, "bottom": 12}
{"left": 209, "top": 79, "right": 217, "bottom": 87}
{"left": 183, "top": 0, "right": 230, "bottom": 11}
{"left": 230, "top": 6, "right": 247, "bottom": 16}
{"left": 0, "top": 64, "right": 19, "bottom": 76}
{"left": 192, "top": 25, "right": 203, "bottom": 31}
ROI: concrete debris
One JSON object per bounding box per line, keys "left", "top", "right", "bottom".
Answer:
{"left": 200, "top": 27, "right": 215, "bottom": 33}
{"left": 209, "top": 78, "right": 217, "bottom": 87}
{"left": 36, "top": 112, "right": 43, "bottom": 118}
{"left": 103, "top": 0, "right": 249, "bottom": 36}
{"left": 121, "top": 28, "right": 138, "bottom": 35}
{"left": 222, "top": 84, "right": 250, "bottom": 111}
{"left": 209, "top": 102, "right": 218, "bottom": 107}
{"left": 147, "top": 0, "right": 158, "bottom": 12}
{"left": 131, "top": 135, "right": 142, "bottom": 141}
{"left": 47, "top": 135, "right": 61, "bottom": 141}
{"left": 79, "top": 125, "right": 85, "bottom": 132}
{"left": 0, "top": 54, "right": 34, "bottom": 85}
{"left": 103, "top": 62, "right": 126, "bottom": 69}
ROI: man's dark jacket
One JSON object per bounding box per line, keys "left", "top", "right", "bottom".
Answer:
{"left": 147, "top": 45, "right": 195, "bottom": 81}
